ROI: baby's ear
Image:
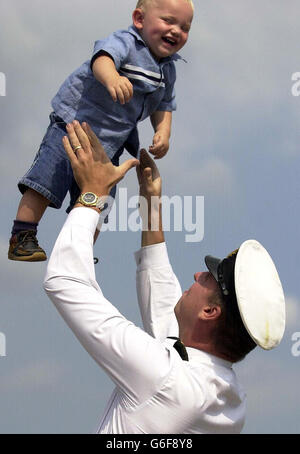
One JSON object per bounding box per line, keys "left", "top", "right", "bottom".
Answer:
{"left": 132, "top": 8, "right": 144, "bottom": 30}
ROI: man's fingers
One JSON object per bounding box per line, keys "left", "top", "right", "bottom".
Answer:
{"left": 136, "top": 163, "right": 152, "bottom": 187}
{"left": 81, "top": 122, "right": 110, "bottom": 163}
{"left": 62, "top": 135, "right": 77, "bottom": 165}
{"left": 119, "top": 158, "right": 140, "bottom": 175}
{"left": 143, "top": 167, "right": 153, "bottom": 184}
{"left": 136, "top": 151, "right": 146, "bottom": 185}
{"left": 119, "top": 158, "right": 139, "bottom": 179}
{"left": 140, "top": 149, "right": 154, "bottom": 167}
{"left": 136, "top": 162, "right": 142, "bottom": 185}
{"left": 66, "top": 123, "right": 83, "bottom": 152}
{"left": 72, "top": 121, "right": 91, "bottom": 151}
{"left": 82, "top": 122, "right": 102, "bottom": 150}
{"left": 140, "top": 149, "right": 160, "bottom": 180}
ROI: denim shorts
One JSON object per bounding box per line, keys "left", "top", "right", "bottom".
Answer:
{"left": 18, "top": 112, "right": 118, "bottom": 217}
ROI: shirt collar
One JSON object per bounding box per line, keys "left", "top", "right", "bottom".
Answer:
{"left": 186, "top": 347, "right": 233, "bottom": 369}
{"left": 127, "top": 25, "right": 184, "bottom": 64}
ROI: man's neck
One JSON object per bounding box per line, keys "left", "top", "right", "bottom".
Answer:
{"left": 180, "top": 331, "right": 234, "bottom": 363}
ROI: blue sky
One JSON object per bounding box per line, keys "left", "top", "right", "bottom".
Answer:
{"left": 0, "top": 0, "right": 299, "bottom": 433}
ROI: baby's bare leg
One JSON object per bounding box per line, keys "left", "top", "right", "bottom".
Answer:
{"left": 16, "top": 188, "right": 50, "bottom": 223}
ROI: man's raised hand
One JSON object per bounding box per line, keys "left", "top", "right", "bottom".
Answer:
{"left": 63, "top": 121, "right": 139, "bottom": 196}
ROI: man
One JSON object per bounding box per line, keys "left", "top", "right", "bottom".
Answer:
{"left": 44, "top": 121, "right": 285, "bottom": 434}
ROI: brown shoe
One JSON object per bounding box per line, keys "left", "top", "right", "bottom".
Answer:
{"left": 8, "top": 230, "right": 47, "bottom": 262}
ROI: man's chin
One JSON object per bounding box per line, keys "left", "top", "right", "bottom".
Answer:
{"left": 174, "top": 298, "right": 181, "bottom": 320}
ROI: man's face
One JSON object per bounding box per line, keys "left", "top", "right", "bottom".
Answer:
{"left": 136, "top": 0, "right": 193, "bottom": 59}
{"left": 174, "top": 272, "right": 220, "bottom": 326}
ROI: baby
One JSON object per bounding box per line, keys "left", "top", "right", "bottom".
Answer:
{"left": 9, "top": 0, "right": 194, "bottom": 261}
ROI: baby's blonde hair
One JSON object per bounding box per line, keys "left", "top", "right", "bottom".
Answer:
{"left": 136, "top": 0, "right": 194, "bottom": 12}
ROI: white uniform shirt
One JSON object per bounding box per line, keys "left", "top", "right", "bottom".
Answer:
{"left": 44, "top": 208, "right": 246, "bottom": 434}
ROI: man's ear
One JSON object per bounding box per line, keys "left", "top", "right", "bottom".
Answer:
{"left": 132, "top": 8, "right": 144, "bottom": 30}
{"left": 200, "top": 305, "right": 222, "bottom": 321}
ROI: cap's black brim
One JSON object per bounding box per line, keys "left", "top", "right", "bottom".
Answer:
{"left": 204, "top": 255, "right": 222, "bottom": 283}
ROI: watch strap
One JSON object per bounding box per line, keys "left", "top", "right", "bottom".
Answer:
{"left": 77, "top": 192, "right": 106, "bottom": 211}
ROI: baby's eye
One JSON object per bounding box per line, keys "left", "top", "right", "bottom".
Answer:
{"left": 182, "top": 25, "right": 191, "bottom": 33}
{"left": 162, "top": 17, "right": 173, "bottom": 24}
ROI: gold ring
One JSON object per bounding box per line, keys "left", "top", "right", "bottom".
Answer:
{"left": 73, "top": 146, "right": 82, "bottom": 152}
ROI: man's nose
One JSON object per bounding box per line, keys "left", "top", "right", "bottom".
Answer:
{"left": 194, "top": 271, "right": 210, "bottom": 283}
{"left": 194, "top": 272, "right": 203, "bottom": 282}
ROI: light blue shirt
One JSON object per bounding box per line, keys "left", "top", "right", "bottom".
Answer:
{"left": 51, "top": 26, "right": 183, "bottom": 159}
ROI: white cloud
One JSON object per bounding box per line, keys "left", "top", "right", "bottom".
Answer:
{"left": 178, "top": 0, "right": 300, "bottom": 160}
{"left": 191, "top": 157, "right": 234, "bottom": 195}
{"left": 0, "top": 360, "right": 66, "bottom": 392}
{"left": 236, "top": 351, "right": 300, "bottom": 433}
{"left": 285, "top": 295, "right": 300, "bottom": 329}
{"left": 0, "top": 3, "right": 41, "bottom": 61}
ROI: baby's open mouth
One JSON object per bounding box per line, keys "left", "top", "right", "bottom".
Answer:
{"left": 162, "top": 36, "right": 177, "bottom": 46}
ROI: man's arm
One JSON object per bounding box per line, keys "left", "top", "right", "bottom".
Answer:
{"left": 135, "top": 150, "right": 181, "bottom": 340}
{"left": 44, "top": 206, "right": 173, "bottom": 404}
{"left": 44, "top": 122, "right": 174, "bottom": 404}
{"left": 136, "top": 149, "right": 164, "bottom": 247}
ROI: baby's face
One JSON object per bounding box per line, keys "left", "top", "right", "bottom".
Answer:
{"left": 134, "top": 0, "right": 193, "bottom": 59}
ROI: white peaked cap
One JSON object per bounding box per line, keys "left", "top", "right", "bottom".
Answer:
{"left": 205, "top": 239, "right": 286, "bottom": 350}
{"left": 234, "top": 240, "right": 286, "bottom": 350}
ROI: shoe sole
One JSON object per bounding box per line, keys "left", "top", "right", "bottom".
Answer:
{"left": 8, "top": 252, "right": 47, "bottom": 262}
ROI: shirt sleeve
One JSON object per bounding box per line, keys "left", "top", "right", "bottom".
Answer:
{"left": 156, "top": 62, "right": 177, "bottom": 112}
{"left": 135, "top": 243, "right": 181, "bottom": 341}
{"left": 43, "top": 208, "right": 173, "bottom": 406}
{"left": 91, "top": 30, "right": 132, "bottom": 71}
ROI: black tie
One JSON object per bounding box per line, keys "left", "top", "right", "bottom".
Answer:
{"left": 167, "top": 337, "right": 189, "bottom": 361}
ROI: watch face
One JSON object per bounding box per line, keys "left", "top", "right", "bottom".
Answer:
{"left": 83, "top": 192, "right": 97, "bottom": 204}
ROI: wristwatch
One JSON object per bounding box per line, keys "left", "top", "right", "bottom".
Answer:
{"left": 77, "top": 192, "right": 106, "bottom": 211}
